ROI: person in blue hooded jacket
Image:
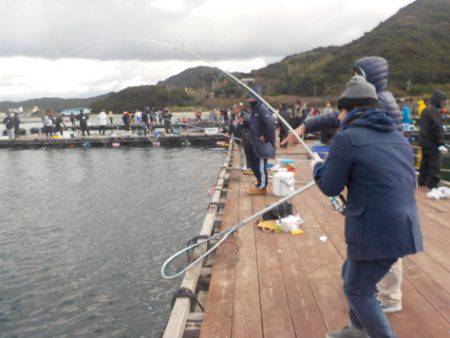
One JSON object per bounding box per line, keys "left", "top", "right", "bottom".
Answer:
{"left": 313, "top": 75, "right": 422, "bottom": 338}
{"left": 246, "top": 83, "right": 276, "bottom": 195}
{"left": 283, "top": 56, "right": 402, "bottom": 140}
{"left": 283, "top": 56, "right": 405, "bottom": 314}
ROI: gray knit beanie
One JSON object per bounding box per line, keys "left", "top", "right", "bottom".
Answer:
{"left": 337, "top": 75, "right": 378, "bottom": 110}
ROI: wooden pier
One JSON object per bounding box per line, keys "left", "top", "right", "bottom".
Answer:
{"left": 163, "top": 141, "right": 450, "bottom": 338}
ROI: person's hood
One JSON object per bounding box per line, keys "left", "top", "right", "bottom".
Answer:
{"left": 353, "top": 57, "right": 389, "bottom": 92}
{"left": 342, "top": 108, "right": 395, "bottom": 133}
{"left": 247, "top": 83, "right": 262, "bottom": 101}
{"left": 430, "top": 90, "right": 448, "bottom": 109}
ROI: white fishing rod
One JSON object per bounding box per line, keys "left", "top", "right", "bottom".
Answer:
{"left": 81, "top": 38, "right": 327, "bottom": 278}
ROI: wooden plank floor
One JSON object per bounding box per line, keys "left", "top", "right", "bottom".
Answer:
{"left": 201, "top": 146, "right": 450, "bottom": 338}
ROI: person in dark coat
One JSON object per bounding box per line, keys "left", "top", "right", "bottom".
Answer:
{"left": 3, "top": 113, "right": 15, "bottom": 139}
{"left": 283, "top": 56, "right": 402, "bottom": 143}
{"left": 162, "top": 109, "right": 173, "bottom": 134}
{"left": 70, "top": 113, "right": 76, "bottom": 127}
{"left": 54, "top": 115, "right": 65, "bottom": 136}
{"left": 247, "top": 84, "right": 276, "bottom": 195}
{"left": 77, "top": 110, "right": 90, "bottom": 136}
{"left": 122, "top": 111, "right": 131, "bottom": 131}
{"left": 418, "top": 90, "right": 448, "bottom": 189}
{"left": 313, "top": 75, "right": 422, "bottom": 338}
{"left": 283, "top": 56, "right": 407, "bottom": 313}
{"left": 278, "top": 104, "right": 293, "bottom": 148}
{"left": 13, "top": 113, "right": 21, "bottom": 138}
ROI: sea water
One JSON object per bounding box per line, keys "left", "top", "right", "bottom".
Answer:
{"left": 0, "top": 147, "right": 224, "bottom": 337}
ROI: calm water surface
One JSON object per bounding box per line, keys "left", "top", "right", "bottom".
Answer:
{"left": 0, "top": 147, "right": 225, "bottom": 337}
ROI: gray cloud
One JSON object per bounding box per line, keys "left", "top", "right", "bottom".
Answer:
{"left": 0, "top": 0, "right": 414, "bottom": 61}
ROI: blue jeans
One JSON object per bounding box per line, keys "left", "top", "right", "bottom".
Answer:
{"left": 342, "top": 258, "right": 398, "bottom": 338}
{"left": 247, "top": 146, "right": 268, "bottom": 188}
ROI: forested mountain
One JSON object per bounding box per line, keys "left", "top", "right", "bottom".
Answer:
{"left": 157, "top": 0, "right": 450, "bottom": 97}
{"left": 89, "top": 85, "right": 193, "bottom": 112}
{"left": 0, "top": 94, "right": 110, "bottom": 113}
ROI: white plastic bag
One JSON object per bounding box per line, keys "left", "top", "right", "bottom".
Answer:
{"left": 279, "top": 215, "right": 304, "bottom": 232}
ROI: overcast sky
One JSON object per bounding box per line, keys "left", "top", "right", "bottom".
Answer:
{"left": 0, "top": 0, "right": 414, "bottom": 101}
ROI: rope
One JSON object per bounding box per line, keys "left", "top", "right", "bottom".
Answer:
{"left": 186, "top": 235, "right": 210, "bottom": 263}
{"left": 161, "top": 180, "right": 316, "bottom": 279}
{"left": 170, "top": 287, "right": 205, "bottom": 312}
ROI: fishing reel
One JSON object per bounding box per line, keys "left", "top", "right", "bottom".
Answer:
{"left": 329, "top": 195, "right": 346, "bottom": 214}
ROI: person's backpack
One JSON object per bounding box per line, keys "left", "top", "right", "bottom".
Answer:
{"left": 262, "top": 202, "right": 293, "bottom": 221}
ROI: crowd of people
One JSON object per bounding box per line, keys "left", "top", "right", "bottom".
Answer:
{"left": 0, "top": 107, "right": 178, "bottom": 139}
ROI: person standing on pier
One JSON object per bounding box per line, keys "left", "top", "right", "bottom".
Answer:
{"left": 98, "top": 110, "right": 108, "bottom": 135}
{"left": 135, "top": 110, "right": 142, "bottom": 126}
{"left": 162, "top": 109, "right": 173, "bottom": 134}
{"left": 278, "top": 103, "right": 293, "bottom": 148}
{"left": 313, "top": 75, "right": 422, "bottom": 338}
{"left": 3, "top": 113, "right": 15, "bottom": 139}
{"left": 70, "top": 113, "right": 76, "bottom": 127}
{"left": 122, "top": 111, "right": 131, "bottom": 131}
{"left": 418, "top": 90, "right": 448, "bottom": 190}
{"left": 78, "top": 110, "right": 90, "bottom": 136}
{"left": 108, "top": 111, "right": 114, "bottom": 127}
{"left": 55, "top": 114, "right": 65, "bottom": 136}
{"left": 42, "top": 111, "right": 54, "bottom": 138}
{"left": 247, "top": 84, "right": 276, "bottom": 195}
{"left": 141, "top": 108, "right": 150, "bottom": 134}
{"left": 13, "top": 113, "right": 21, "bottom": 138}
{"left": 283, "top": 56, "right": 405, "bottom": 314}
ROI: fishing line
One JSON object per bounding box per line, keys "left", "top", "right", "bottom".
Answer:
{"left": 81, "top": 37, "right": 319, "bottom": 159}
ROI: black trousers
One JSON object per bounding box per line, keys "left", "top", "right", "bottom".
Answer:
{"left": 164, "top": 122, "right": 173, "bottom": 134}
{"left": 81, "top": 124, "right": 90, "bottom": 136}
{"left": 279, "top": 127, "right": 288, "bottom": 146}
{"left": 418, "top": 146, "right": 441, "bottom": 189}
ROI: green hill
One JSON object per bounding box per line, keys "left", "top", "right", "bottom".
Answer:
{"left": 0, "top": 94, "right": 110, "bottom": 113}
{"left": 254, "top": 0, "right": 450, "bottom": 96}
{"left": 158, "top": 66, "right": 219, "bottom": 88}
{"left": 157, "top": 0, "right": 450, "bottom": 98}
{"left": 89, "top": 85, "right": 194, "bottom": 112}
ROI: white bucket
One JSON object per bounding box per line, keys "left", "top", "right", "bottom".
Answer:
{"left": 272, "top": 171, "right": 295, "bottom": 197}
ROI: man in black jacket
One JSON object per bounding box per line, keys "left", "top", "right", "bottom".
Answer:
{"left": 418, "top": 90, "right": 448, "bottom": 189}
{"left": 77, "top": 110, "right": 90, "bottom": 136}
{"left": 247, "top": 84, "right": 276, "bottom": 195}
{"left": 278, "top": 103, "right": 293, "bottom": 148}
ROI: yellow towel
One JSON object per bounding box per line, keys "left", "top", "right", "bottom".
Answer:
{"left": 257, "top": 220, "right": 281, "bottom": 233}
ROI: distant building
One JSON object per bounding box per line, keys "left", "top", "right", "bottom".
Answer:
{"left": 8, "top": 106, "right": 24, "bottom": 114}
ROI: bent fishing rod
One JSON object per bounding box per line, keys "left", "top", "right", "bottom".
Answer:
{"left": 84, "top": 37, "right": 318, "bottom": 159}
{"left": 81, "top": 38, "right": 331, "bottom": 278}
